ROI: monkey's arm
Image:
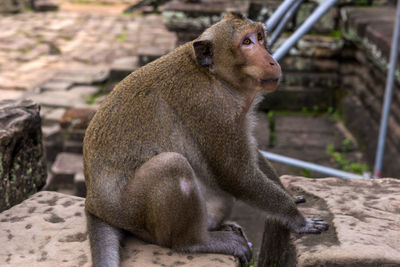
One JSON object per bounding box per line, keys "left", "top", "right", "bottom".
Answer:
{"left": 257, "top": 151, "right": 305, "bottom": 204}
{"left": 225, "top": 166, "right": 327, "bottom": 234}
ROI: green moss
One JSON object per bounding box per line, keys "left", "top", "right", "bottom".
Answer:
{"left": 325, "top": 142, "right": 369, "bottom": 174}
{"left": 115, "top": 29, "right": 127, "bottom": 42}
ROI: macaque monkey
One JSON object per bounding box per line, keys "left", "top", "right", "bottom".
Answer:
{"left": 83, "top": 13, "right": 328, "bottom": 267}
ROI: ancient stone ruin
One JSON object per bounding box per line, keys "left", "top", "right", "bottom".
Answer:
{"left": 0, "top": 99, "right": 47, "bottom": 212}
{"left": 1, "top": 0, "right": 400, "bottom": 266}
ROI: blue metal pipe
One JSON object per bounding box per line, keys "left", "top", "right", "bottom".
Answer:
{"left": 373, "top": 0, "right": 400, "bottom": 178}
{"left": 260, "top": 150, "right": 365, "bottom": 179}
{"left": 268, "top": 0, "right": 304, "bottom": 49}
{"left": 273, "top": 0, "right": 338, "bottom": 61}
{"left": 265, "top": 0, "right": 298, "bottom": 32}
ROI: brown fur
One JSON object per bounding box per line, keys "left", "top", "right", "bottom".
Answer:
{"left": 83, "top": 14, "right": 327, "bottom": 267}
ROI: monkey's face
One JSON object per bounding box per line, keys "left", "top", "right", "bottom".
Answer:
{"left": 193, "top": 16, "right": 281, "bottom": 94}
{"left": 235, "top": 25, "right": 282, "bottom": 93}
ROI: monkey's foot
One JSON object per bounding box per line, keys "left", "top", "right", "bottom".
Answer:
{"left": 219, "top": 221, "right": 248, "bottom": 242}
{"left": 296, "top": 218, "right": 329, "bottom": 234}
{"left": 294, "top": 195, "right": 306, "bottom": 204}
{"left": 218, "top": 222, "right": 251, "bottom": 266}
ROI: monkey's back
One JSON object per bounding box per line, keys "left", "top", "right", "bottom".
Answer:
{"left": 83, "top": 42, "right": 216, "bottom": 188}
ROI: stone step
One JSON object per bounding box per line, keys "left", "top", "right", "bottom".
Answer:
{"left": 0, "top": 191, "right": 239, "bottom": 267}
{"left": 47, "top": 152, "right": 83, "bottom": 190}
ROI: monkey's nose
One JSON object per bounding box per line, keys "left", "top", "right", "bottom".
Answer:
{"left": 269, "top": 62, "right": 275, "bottom": 66}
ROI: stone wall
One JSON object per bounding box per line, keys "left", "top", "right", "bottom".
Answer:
{"left": 0, "top": 0, "right": 32, "bottom": 13}
{"left": 0, "top": 99, "right": 47, "bottom": 212}
{"left": 339, "top": 6, "right": 400, "bottom": 177}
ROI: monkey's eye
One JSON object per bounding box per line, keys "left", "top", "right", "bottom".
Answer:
{"left": 242, "top": 38, "right": 252, "bottom": 45}
{"left": 257, "top": 32, "right": 263, "bottom": 41}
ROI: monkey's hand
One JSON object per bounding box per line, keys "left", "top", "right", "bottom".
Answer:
{"left": 295, "top": 218, "right": 329, "bottom": 234}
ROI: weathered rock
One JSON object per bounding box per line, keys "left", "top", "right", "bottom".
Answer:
{"left": 110, "top": 56, "right": 139, "bottom": 81}
{"left": 0, "top": 191, "right": 239, "bottom": 266}
{"left": 74, "top": 172, "right": 86, "bottom": 197}
{"left": 59, "top": 107, "right": 96, "bottom": 130}
{"left": 0, "top": 0, "right": 31, "bottom": 13}
{"left": 52, "top": 67, "right": 110, "bottom": 85}
{"left": 41, "top": 108, "right": 66, "bottom": 127}
{"left": 39, "top": 80, "right": 73, "bottom": 92}
{"left": 32, "top": 0, "right": 59, "bottom": 12}
{"left": 47, "top": 153, "right": 83, "bottom": 189}
{"left": 280, "top": 176, "right": 400, "bottom": 266}
{"left": 161, "top": 0, "right": 249, "bottom": 44}
{"left": 0, "top": 99, "right": 46, "bottom": 212}
{"left": 0, "top": 89, "right": 24, "bottom": 101}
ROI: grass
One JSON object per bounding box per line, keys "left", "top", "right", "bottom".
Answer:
{"left": 86, "top": 84, "right": 106, "bottom": 105}
{"left": 325, "top": 143, "right": 369, "bottom": 174}
{"left": 115, "top": 29, "right": 127, "bottom": 42}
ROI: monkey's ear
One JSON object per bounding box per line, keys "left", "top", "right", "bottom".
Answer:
{"left": 223, "top": 12, "right": 244, "bottom": 20}
{"left": 193, "top": 40, "right": 213, "bottom": 68}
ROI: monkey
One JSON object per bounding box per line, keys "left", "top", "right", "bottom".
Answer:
{"left": 83, "top": 13, "right": 328, "bottom": 267}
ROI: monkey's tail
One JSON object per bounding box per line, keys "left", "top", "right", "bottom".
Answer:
{"left": 86, "top": 211, "right": 124, "bottom": 267}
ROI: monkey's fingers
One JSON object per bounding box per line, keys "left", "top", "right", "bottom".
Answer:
{"left": 294, "top": 195, "right": 306, "bottom": 204}
{"left": 296, "top": 218, "right": 329, "bottom": 234}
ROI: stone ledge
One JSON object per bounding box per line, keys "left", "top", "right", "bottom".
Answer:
{"left": 281, "top": 176, "right": 400, "bottom": 266}
{"left": 0, "top": 191, "right": 239, "bottom": 267}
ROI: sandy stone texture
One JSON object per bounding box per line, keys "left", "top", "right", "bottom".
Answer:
{"left": 282, "top": 176, "right": 400, "bottom": 266}
{"left": 0, "top": 191, "right": 238, "bottom": 267}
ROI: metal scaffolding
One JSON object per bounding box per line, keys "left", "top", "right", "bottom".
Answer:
{"left": 261, "top": 0, "right": 400, "bottom": 178}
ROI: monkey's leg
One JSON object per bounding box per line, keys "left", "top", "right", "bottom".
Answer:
{"left": 257, "top": 151, "right": 305, "bottom": 204}
{"left": 125, "top": 152, "right": 252, "bottom": 266}
{"left": 86, "top": 211, "right": 123, "bottom": 267}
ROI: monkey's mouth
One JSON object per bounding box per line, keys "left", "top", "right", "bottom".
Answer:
{"left": 260, "top": 77, "right": 280, "bottom": 84}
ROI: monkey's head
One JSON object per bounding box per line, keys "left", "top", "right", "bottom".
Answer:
{"left": 193, "top": 13, "right": 281, "bottom": 94}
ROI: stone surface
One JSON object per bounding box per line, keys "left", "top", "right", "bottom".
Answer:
{"left": 39, "top": 79, "right": 73, "bottom": 92}
{"left": 73, "top": 172, "right": 86, "bottom": 197}
{"left": 281, "top": 175, "right": 400, "bottom": 266}
{"left": 41, "top": 107, "right": 66, "bottom": 126}
{"left": 161, "top": 0, "right": 248, "bottom": 43}
{"left": 0, "top": 191, "right": 239, "bottom": 266}
{"left": 0, "top": 89, "right": 24, "bottom": 101}
{"left": 0, "top": 0, "right": 31, "bottom": 13}
{"left": 340, "top": 6, "right": 400, "bottom": 177}
{"left": 59, "top": 107, "right": 96, "bottom": 130}
{"left": 0, "top": 99, "right": 47, "bottom": 212}
{"left": 0, "top": 12, "right": 176, "bottom": 92}
{"left": 110, "top": 56, "right": 139, "bottom": 81}
{"left": 48, "top": 152, "right": 83, "bottom": 189}
{"left": 33, "top": 0, "right": 59, "bottom": 12}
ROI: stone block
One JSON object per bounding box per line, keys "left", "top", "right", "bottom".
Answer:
{"left": 74, "top": 172, "right": 86, "bottom": 197}
{"left": 39, "top": 80, "right": 73, "bottom": 92}
{"left": 48, "top": 153, "right": 83, "bottom": 189}
{"left": 33, "top": 0, "right": 59, "bottom": 12}
{"left": 296, "top": 3, "right": 338, "bottom": 33}
{"left": 280, "top": 176, "right": 400, "bottom": 266}
{"left": 0, "top": 191, "right": 239, "bottom": 266}
{"left": 59, "top": 107, "right": 96, "bottom": 130}
{"left": 0, "top": 0, "right": 31, "bottom": 13}
{"left": 138, "top": 46, "right": 170, "bottom": 66}
{"left": 52, "top": 67, "right": 110, "bottom": 85}
{"left": 63, "top": 140, "right": 83, "bottom": 154}
{"left": 258, "top": 85, "right": 335, "bottom": 111}
{"left": 26, "top": 91, "right": 89, "bottom": 109}
{"left": 0, "top": 89, "right": 24, "bottom": 101}
{"left": 109, "top": 56, "right": 139, "bottom": 82}
{"left": 41, "top": 108, "right": 66, "bottom": 126}
{"left": 0, "top": 99, "right": 47, "bottom": 212}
